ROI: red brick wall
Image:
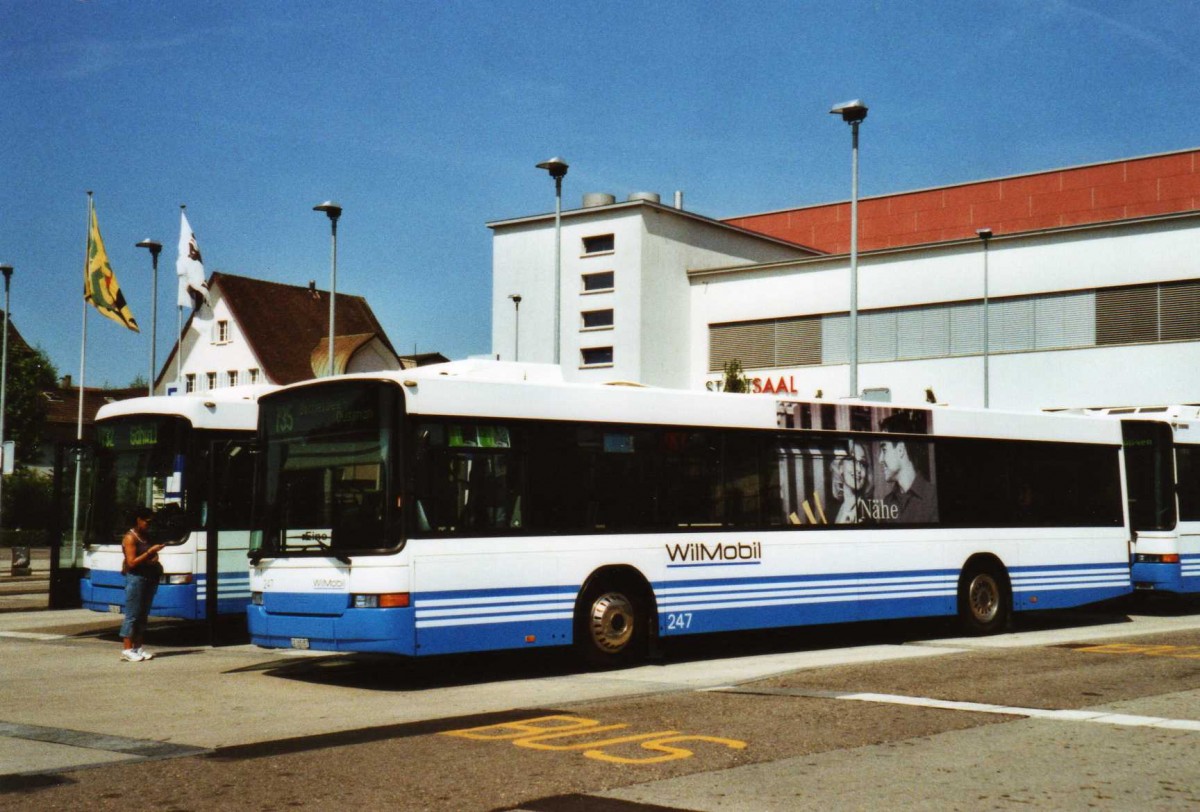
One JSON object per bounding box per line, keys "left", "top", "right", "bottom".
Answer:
{"left": 725, "top": 150, "right": 1200, "bottom": 254}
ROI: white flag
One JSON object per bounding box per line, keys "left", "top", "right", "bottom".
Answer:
{"left": 176, "top": 210, "right": 209, "bottom": 308}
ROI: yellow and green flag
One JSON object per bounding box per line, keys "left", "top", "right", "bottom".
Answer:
{"left": 84, "top": 202, "right": 139, "bottom": 332}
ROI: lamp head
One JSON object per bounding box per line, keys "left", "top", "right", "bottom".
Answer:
{"left": 536, "top": 157, "right": 569, "bottom": 179}
{"left": 0, "top": 265, "right": 11, "bottom": 282}
{"left": 976, "top": 227, "right": 993, "bottom": 241}
{"left": 313, "top": 201, "right": 343, "bottom": 223}
{"left": 508, "top": 294, "right": 522, "bottom": 305}
{"left": 829, "top": 99, "right": 868, "bottom": 124}
{"left": 135, "top": 238, "right": 163, "bottom": 258}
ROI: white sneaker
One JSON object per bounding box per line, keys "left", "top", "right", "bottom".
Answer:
{"left": 135, "top": 647, "right": 154, "bottom": 660}
{"left": 120, "top": 649, "right": 145, "bottom": 662}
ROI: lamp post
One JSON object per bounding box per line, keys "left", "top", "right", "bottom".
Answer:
{"left": 536, "top": 157, "right": 568, "bottom": 365}
{"left": 313, "top": 201, "right": 342, "bottom": 377}
{"left": 136, "top": 239, "right": 162, "bottom": 396}
{"left": 830, "top": 100, "right": 868, "bottom": 398}
{"left": 508, "top": 294, "right": 522, "bottom": 361}
{"left": 977, "top": 227, "right": 993, "bottom": 408}
{"left": 0, "top": 265, "right": 12, "bottom": 538}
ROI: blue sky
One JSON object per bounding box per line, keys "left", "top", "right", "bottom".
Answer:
{"left": 2, "top": 1, "right": 1197, "bottom": 387}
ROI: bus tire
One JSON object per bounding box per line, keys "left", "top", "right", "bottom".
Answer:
{"left": 575, "top": 578, "right": 648, "bottom": 669}
{"left": 957, "top": 560, "right": 1010, "bottom": 635}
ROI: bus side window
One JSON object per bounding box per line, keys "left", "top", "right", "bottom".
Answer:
{"left": 1178, "top": 447, "right": 1200, "bottom": 521}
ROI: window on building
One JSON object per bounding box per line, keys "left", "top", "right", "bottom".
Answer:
{"left": 582, "top": 309, "right": 614, "bottom": 330}
{"left": 249, "top": 368, "right": 260, "bottom": 384}
{"left": 582, "top": 234, "right": 614, "bottom": 255}
{"left": 227, "top": 370, "right": 239, "bottom": 387}
{"left": 1158, "top": 280, "right": 1200, "bottom": 342}
{"left": 707, "top": 278, "right": 1200, "bottom": 373}
{"left": 185, "top": 374, "right": 196, "bottom": 393}
{"left": 582, "top": 271, "right": 615, "bottom": 293}
{"left": 206, "top": 372, "right": 217, "bottom": 390}
{"left": 214, "top": 320, "right": 230, "bottom": 344}
{"left": 581, "top": 346, "right": 614, "bottom": 367}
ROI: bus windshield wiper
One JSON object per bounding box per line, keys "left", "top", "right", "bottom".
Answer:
{"left": 285, "top": 531, "right": 351, "bottom": 565}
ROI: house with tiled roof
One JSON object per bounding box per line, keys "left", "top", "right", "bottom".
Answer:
{"left": 37, "top": 377, "right": 142, "bottom": 469}
{"left": 153, "top": 272, "right": 413, "bottom": 395}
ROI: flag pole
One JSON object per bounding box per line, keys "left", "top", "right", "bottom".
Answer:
{"left": 71, "top": 191, "right": 93, "bottom": 565}
{"left": 78, "top": 193, "right": 91, "bottom": 442}
{"left": 177, "top": 204, "right": 185, "bottom": 389}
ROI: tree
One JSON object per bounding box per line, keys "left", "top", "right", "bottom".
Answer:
{"left": 2, "top": 322, "right": 59, "bottom": 465}
{"left": 722, "top": 360, "right": 751, "bottom": 394}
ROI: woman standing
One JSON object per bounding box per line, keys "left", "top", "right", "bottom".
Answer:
{"left": 120, "top": 507, "right": 165, "bottom": 662}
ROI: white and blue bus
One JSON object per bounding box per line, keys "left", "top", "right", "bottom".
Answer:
{"left": 247, "top": 361, "right": 1132, "bottom": 665}
{"left": 78, "top": 387, "right": 269, "bottom": 620}
{"left": 1090, "top": 406, "right": 1200, "bottom": 595}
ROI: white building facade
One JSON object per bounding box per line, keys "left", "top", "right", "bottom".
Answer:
{"left": 490, "top": 150, "right": 1200, "bottom": 411}
{"left": 489, "top": 195, "right": 814, "bottom": 389}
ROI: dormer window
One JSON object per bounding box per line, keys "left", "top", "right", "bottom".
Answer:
{"left": 214, "top": 320, "right": 230, "bottom": 344}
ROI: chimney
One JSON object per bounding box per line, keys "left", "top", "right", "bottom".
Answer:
{"left": 309, "top": 280, "right": 320, "bottom": 300}
{"left": 61, "top": 375, "right": 72, "bottom": 388}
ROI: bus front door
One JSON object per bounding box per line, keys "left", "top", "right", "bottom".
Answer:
{"left": 49, "top": 441, "right": 96, "bottom": 609}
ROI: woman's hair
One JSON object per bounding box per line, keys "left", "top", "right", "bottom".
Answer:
{"left": 130, "top": 506, "right": 154, "bottom": 523}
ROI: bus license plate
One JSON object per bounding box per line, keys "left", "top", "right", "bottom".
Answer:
{"left": 290, "top": 638, "right": 310, "bottom": 650}
{"left": 108, "top": 605, "right": 121, "bottom": 614}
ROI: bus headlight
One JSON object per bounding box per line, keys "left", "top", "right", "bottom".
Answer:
{"left": 160, "top": 574, "right": 193, "bottom": 585}
{"left": 1134, "top": 554, "right": 1180, "bottom": 564}
{"left": 352, "top": 593, "right": 410, "bottom": 609}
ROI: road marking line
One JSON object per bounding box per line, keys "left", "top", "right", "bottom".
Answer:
{"left": 0, "top": 631, "right": 64, "bottom": 641}
{"left": 0, "top": 721, "right": 208, "bottom": 758}
{"left": 716, "top": 688, "right": 1200, "bottom": 732}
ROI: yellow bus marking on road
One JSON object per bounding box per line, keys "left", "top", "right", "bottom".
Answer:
{"left": 1075, "top": 642, "right": 1200, "bottom": 659}
{"left": 442, "top": 714, "right": 746, "bottom": 764}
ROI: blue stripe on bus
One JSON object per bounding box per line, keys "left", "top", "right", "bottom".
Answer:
{"left": 250, "top": 561, "right": 1131, "bottom": 656}
{"left": 81, "top": 570, "right": 251, "bottom": 620}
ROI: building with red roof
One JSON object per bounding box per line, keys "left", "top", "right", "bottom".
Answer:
{"left": 491, "top": 148, "right": 1200, "bottom": 410}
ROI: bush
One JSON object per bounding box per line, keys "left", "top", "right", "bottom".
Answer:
{"left": 2, "top": 467, "right": 53, "bottom": 533}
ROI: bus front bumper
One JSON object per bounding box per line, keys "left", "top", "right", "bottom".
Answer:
{"left": 247, "top": 603, "right": 416, "bottom": 655}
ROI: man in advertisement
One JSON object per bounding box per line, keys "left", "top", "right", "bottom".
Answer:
{"left": 878, "top": 411, "right": 938, "bottom": 524}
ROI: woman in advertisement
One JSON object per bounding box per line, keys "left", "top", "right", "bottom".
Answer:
{"left": 831, "top": 441, "right": 874, "bottom": 524}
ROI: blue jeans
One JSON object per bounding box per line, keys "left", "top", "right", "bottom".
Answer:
{"left": 120, "top": 573, "right": 159, "bottom": 640}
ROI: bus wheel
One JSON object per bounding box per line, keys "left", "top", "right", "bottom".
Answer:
{"left": 958, "top": 562, "right": 1010, "bottom": 635}
{"left": 576, "top": 580, "right": 646, "bottom": 668}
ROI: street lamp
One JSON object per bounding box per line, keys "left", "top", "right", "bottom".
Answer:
{"left": 136, "top": 239, "right": 162, "bottom": 396}
{"left": 977, "top": 227, "right": 993, "bottom": 408}
{"left": 536, "top": 157, "right": 568, "bottom": 365}
{"left": 0, "top": 264, "right": 12, "bottom": 539}
{"left": 508, "top": 294, "right": 522, "bottom": 361}
{"left": 830, "top": 99, "right": 868, "bottom": 398}
{"left": 313, "top": 201, "right": 342, "bottom": 377}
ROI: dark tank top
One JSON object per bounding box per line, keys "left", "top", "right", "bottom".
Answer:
{"left": 126, "top": 530, "right": 163, "bottom": 578}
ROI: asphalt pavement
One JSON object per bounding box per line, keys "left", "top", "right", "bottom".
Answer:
{"left": 5, "top": 557, "right": 1200, "bottom": 810}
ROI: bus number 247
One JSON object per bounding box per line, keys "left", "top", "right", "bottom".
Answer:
{"left": 665, "top": 612, "right": 693, "bottom": 630}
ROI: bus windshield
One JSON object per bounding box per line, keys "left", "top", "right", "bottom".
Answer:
{"left": 255, "top": 380, "right": 399, "bottom": 556}
{"left": 1122, "top": 421, "right": 1177, "bottom": 532}
{"left": 92, "top": 415, "right": 194, "bottom": 546}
